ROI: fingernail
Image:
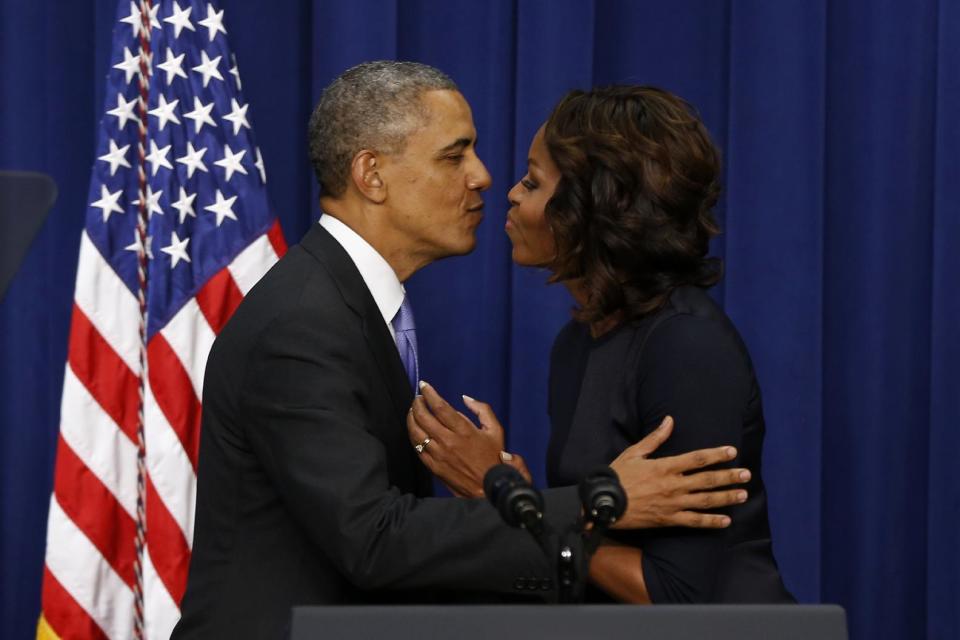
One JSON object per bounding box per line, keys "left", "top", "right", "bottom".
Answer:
{"left": 500, "top": 451, "right": 513, "bottom": 461}
{"left": 739, "top": 469, "right": 751, "bottom": 481}
{"left": 419, "top": 380, "right": 428, "bottom": 391}
{"left": 721, "top": 516, "right": 731, "bottom": 527}
{"left": 737, "top": 491, "right": 748, "bottom": 502}
{"left": 462, "top": 394, "right": 475, "bottom": 403}
{"left": 726, "top": 447, "right": 737, "bottom": 458}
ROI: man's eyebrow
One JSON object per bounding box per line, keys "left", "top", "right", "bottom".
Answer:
{"left": 436, "top": 137, "right": 473, "bottom": 156}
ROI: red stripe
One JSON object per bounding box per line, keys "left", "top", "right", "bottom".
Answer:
{"left": 53, "top": 435, "right": 136, "bottom": 588}
{"left": 146, "top": 475, "right": 191, "bottom": 606}
{"left": 67, "top": 304, "right": 139, "bottom": 444}
{"left": 147, "top": 334, "right": 201, "bottom": 468}
{"left": 195, "top": 268, "right": 244, "bottom": 334}
{"left": 41, "top": 566, "right": 110, "bottom": 640}
{"left": 267, "top": 219, "right": 287, "bottom": 257}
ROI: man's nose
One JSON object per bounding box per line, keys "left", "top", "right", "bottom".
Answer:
{"left": 467, "top": 157, "right": 492, "bottom": 191}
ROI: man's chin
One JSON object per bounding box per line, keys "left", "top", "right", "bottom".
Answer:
{"left": 453, "top": 237, "right": 478, "bottom": 256}
{"left": 432, "top": 235, "right": 478, "bottom": 260}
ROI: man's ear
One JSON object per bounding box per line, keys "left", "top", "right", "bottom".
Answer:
{"left": 350, "top": 150, "right": 386, "bottom": 204}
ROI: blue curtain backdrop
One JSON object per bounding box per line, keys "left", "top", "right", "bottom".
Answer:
{"left": 1, "top": 1, "right": 957, "bottom": 639}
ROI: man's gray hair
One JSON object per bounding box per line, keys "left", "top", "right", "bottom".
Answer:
{"left": 308, "top": 60, "right": 458, "bottom": 196}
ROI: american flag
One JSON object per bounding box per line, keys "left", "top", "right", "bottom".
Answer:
{"left": 38, "top": 1, "right": 285, "bottom": 638}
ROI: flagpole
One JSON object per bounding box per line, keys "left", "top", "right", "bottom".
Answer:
{"left": 133, "top": 1, "right": 153, "bottom": 637}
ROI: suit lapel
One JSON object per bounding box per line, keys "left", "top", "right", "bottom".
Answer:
{"left": 300, "top": 223, "right": 414, "bottom": 416}
{"left": 300, "top": 224, "right": 433, "bottom": 495}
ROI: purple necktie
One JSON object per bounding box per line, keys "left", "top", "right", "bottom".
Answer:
{"left": 391, "top": 296, "right": 419, "bottom": 392}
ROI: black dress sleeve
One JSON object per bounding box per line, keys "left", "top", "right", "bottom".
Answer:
{"left": 628, "top": 312, "right": 752, "bottom": 603}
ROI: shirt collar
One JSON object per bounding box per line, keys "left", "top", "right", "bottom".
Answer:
{"left": 320, "top": 214, "right": 404, "bottom": 326}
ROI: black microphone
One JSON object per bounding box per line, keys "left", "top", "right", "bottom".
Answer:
{"left": 483, "top": 464, "right": 544, "bottom": 536}
{"left": 578, "top": 467, "right": 627, "bottom": 527}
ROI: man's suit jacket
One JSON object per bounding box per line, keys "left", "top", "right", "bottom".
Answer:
{"left": 172, "top": 223, "right": 580, "bottom": 639}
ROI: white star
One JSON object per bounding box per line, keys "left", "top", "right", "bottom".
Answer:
{"left": 222, "top": 98, "right": 250, "bottom": 135}
{"left": 204, "top": 189, "right": 238, "bottom": 226}
{"left": 229, "top": 55, "right": 242, "bottom": 91}
{"left": 119, "top": 1, "right": 160, "bottom": 36}
{"left": 119, "top": 1, "right": 141, "bottom": 36}
{"left": 97, "top": 139, "right": 131, "bottom": 176}
{"left": 214, "top": 144, "right": 248, "bottom": 181}
{"left": 254, "top": 147, "right": 266, "bottom": 183}
{"left": 156, "top": 47, "right": 187, "bottom": 84}
{"left": 124, "top": 229, "right": 154, "bottom": 260}
{"left": 171, "top": 186, "right": 197, "bottom": 224}
{"left": 163, "top": 1, "right": 195, "bottom": 38}
{"left": 198, "top": 4, "right": 227, "bottom": 42}
{"left": 133, "top": 186, "right": 164, "bottom": 218}
{"left": 148, "top": 94, "right": 180, "bottom": 131}
{"left": 146, "top": 2, "right": 161, "bottom": 30}
{"left": 191, "top": 50, "right": 223, "bottom": 88}
{"left": 90, "top": 184, "right": 124, "bottom": 222}
{"left": 144, "top": 140, "right": 173, "bottom": 176}
{"left": 183, "top": 96, "right": 217, "bottom": 133}
{"left": 107, "top": 93, "right": 138, "bottom": 129}
{"left": 113, "top": 47, "right": 141, "bottom": 85}
{"left": 176, "top": 142, "right": 208, "bottom": 178}
{"left": 161, "top": 231, "right": 191, "bottom": 268}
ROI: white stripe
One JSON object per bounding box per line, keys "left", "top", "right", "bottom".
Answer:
{"left": 59, "top": 364, "right": 139, "bottom": 519}
{"left": 160, "top": 298, "right": 216, "bottom": 399}
{"left": 226, "top": 232, "right": 278, "bottom": 294}
{"left": 44, "top": 496, "right": 134, "bottom": 640}
{"left": 74, "top": 231, "right": 141, "bottom": 373}
{"left": 142, "top": 547, "right": 182, "bottom": 640}
{"left": 144, "top": 379, "right": 197, "bottom": 545}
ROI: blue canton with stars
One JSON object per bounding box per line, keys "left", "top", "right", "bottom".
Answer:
{"left": 87, "top": 0, "right": 273, "bottom": 338}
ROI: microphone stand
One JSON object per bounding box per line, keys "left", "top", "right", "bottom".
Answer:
{"left": 555, "top": 526, "right": 582, "bottom": 603}
{"left": 564, "top": 467, "right": 629, "bottom": 603}
{"left": 483, "top": 464, "right": 627, "bottom": 605}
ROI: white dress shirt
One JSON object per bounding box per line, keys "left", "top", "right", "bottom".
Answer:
{"left": 319, "top": 214, "right": 404, "bottom": 343}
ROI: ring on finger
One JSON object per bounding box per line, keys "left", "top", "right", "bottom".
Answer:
{"left": 414, "top": 437, "right": 432, "bottom": 454}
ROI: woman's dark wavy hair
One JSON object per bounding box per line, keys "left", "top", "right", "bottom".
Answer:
{"left": 543, "top": 85, "right": 722, "bottom": 323}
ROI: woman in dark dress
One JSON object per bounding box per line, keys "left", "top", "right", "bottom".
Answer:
{"left": 413, "top": 85, "right": 793, "bottom": 603}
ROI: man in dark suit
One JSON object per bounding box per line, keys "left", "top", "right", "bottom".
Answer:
{"left": 172, "top": 61, "right": 751, "bottom": 638}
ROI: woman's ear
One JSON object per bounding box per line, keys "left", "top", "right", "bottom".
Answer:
{"left": 350, "top": 150, "right": 386, "bottom": 203}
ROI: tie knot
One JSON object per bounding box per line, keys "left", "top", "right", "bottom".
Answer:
{"left": 392, "top": 296, "right": 416, "bottom": 333}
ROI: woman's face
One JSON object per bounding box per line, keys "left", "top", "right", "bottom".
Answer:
{"left": 505, "top": 125, "right": 561, "bottom": 267}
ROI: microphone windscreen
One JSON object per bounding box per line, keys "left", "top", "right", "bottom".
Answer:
{"left": 578, "top": 466, "right": 618, "bottom": 503}
{"left": 579, "top": 466, "right": 627, "bottom": 521}
{"left": 483, "top": 463, "right": 523, "bottom": 505}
